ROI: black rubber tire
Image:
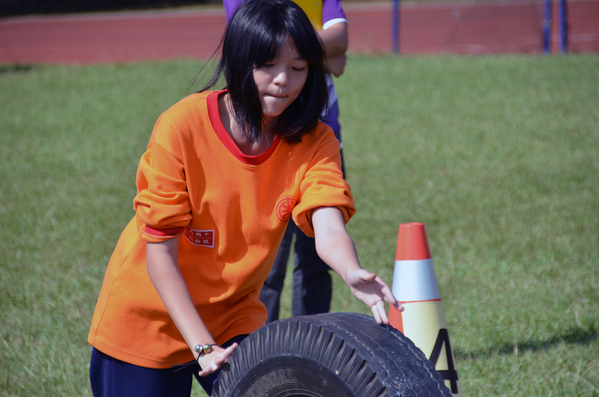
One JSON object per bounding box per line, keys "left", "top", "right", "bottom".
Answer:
{"left": 213, "top": 312, "right": 451, "bottom": 397}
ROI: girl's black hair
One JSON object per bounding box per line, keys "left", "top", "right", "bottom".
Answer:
{"left": 201, "top": 0, "right": 328, "bottom": 143}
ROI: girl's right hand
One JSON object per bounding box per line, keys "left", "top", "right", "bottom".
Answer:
{"left": 197, "top": 343, "right": 239, "bottom": 377}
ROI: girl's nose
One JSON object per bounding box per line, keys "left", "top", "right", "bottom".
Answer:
{"left": 273, "top": 69, "right": 289, "bottom": 86}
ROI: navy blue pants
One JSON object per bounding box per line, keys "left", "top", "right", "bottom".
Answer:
{"left": 90, "top": 335, "right": 247, "bottom": 397}
{"left": 259, "top": 220, "right": 332, "bottom": 323}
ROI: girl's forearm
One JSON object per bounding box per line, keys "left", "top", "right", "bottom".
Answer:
{"left": 146, "top": 238, "right": 214, "bottom": 357}
{"left": 312, "top": 207, "right": 401, "bottom": 324}
{"left": 318, "top": 21, "right": 348, "bottom": 58}
{"left": 312, "top": 207, "right": 361, "bottom": 282}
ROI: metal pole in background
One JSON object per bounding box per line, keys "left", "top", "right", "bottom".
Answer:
{"left": 392, "top": 0, "right": 400, "bottom": 53}
{"left": 559, "top": 0, "right": 567, "bottom": 53}
{"left": 543, "top": 0, "right": 551, "bottom": 54}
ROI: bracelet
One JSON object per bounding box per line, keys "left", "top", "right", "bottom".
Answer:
{"left": 194, "top": 343, "right": 217, "bottom": 358}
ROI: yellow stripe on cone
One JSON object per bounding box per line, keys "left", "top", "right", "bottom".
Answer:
{"left": 389, "top": 223, "right": 462, "bottom": 396}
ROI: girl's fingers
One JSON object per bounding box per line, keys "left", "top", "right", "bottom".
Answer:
{"left": 350, "top": 268, "right": 404, "bottom": 321}
{"left": 380, "top": 283, "right": 403, "bottom": 311}
{"left": 199, "top": 362, "right": 220, "bottom": 377}
{"left": 224, "top": 343, "right": 238, "bottom": 359}
{"left": 378, "top": 300, "right": 390, "bottom": 324}
{"left": 372, "top": 307, "right": 382, "bottom": 324}
{"left": 371, "top": 301, "right": 389, "bottom": 325}
{"left": 359, "top": 269, "right": 377, "bottom": 283}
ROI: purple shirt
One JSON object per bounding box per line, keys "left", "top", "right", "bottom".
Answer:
{"left": 224, "top": 0, "right": 346, "bottom": 25}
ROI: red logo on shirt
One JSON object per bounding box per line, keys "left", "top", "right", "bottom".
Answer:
{"left": 183, "top": 225, "right": 215, "bottom": 248}
{"left": 275, "top": 196, "right": 296, "bottom": 223}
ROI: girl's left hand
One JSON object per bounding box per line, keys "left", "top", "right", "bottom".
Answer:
{"left": 197, "top": 343, "right": 238, "bottom": 377}
{"left": 346, "top": 269, "right": 404, "bottom": 325}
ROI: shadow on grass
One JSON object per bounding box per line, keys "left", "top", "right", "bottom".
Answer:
{"left": 455, "top": 325, "right": 597, "bottom": 360}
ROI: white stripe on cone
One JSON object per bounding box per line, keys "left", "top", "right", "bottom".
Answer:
{"left": 392, "top": 258, "right": 440, "bottom": 302}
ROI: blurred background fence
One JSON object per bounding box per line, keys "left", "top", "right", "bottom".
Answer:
{"left": 0, "top": 0, "right": 598, "bottom": 59}
{"left": 388, "top": 0, "right": 599, "bottom": 54}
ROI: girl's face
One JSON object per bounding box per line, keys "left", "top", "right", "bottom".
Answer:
{"left": 253, "top": 35, "right": 308, "bottom": 125}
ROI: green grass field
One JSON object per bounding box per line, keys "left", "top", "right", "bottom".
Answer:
{"left": 1, "top": 54, "right": 598, "bottom": 396}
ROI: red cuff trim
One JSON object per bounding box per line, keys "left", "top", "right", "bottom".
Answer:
{"left": 144, "top": 226, "right": 185, "bottom": 237}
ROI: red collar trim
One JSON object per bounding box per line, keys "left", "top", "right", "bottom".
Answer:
{"left": 208, "top": 91, "right": 280, "bottom": 166}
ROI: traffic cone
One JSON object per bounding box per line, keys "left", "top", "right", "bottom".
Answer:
{"left": 388, "top": 223, "right": 462, "bottom": 396}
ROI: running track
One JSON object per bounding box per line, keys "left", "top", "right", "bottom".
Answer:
{"left": 0, "top": 1, "right": 597, "bottom": 64}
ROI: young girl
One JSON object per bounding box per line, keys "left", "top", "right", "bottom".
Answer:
{"left": 88, "top": 0, "right": 402, "bottom": 395}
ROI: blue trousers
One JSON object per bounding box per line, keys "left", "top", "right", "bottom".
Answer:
{"left": 90, "top": 335, "right": 247, "bottom": 397}
{"left": 259, "top": 220, "right": 332, "bottom": 323}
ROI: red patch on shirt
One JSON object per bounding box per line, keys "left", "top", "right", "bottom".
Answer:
{"left": 183, "top": 225, "right": 215, "bottom": 248}
{"left": 275, "top": 196, "right": 296, "bottom": 223}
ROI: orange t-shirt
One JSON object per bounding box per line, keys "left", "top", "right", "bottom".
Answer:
{"left": 88, "top": 91, "right": 355, "bottom": 368}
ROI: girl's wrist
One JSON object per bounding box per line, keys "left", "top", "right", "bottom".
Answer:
{"left": 194, "top": 343, "right": 217, "bottom": 357}
{"left": 194, "top": 343, "right": 217, "bottom": 367}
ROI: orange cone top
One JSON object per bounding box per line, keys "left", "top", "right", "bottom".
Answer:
{"left": 396, "top": 223, "right": 431, "bottom": 261}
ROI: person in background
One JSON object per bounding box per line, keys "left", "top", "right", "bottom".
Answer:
{"left": 224, "top": 0, "right": 350, "bottom": 323}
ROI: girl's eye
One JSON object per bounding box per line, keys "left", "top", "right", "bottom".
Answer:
{"left": 292, "top": 66, "right": 306, "bottom": 71}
